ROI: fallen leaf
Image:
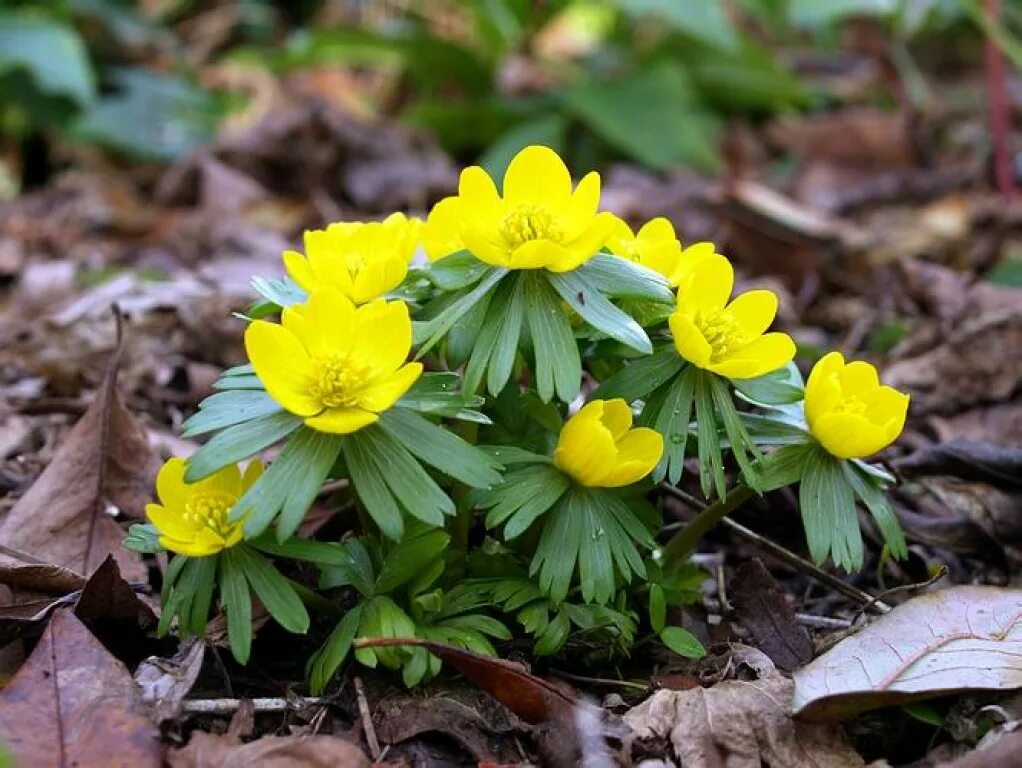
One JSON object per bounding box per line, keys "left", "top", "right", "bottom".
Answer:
{"left": 135, "top": 639, "right": 206, "bottom": 724}
{"left": 0, "top": 609, "right": 162, "bottom": 766}
{"left": 0, "top": 333, "right": 159, "bottom": 582}
{"left": 792, "top": 586, "right": 1022, "bottom": 720}
{"left": 935, "top": 729, "right": 1022, "bottom": 768}
{"left": 729, "top": 559, "right": 813, "bottom": 672}
{"left": 894, "top": 439, "right": 1022, "bottom": 488}
{"left": 168, "top": 733, "right": 370, "bottom": 768}
{"left": 354, "top": 637, "right": 576, "bottom": 724}
{"left": 625, "top": 646, "right": 864, "bottom": 768}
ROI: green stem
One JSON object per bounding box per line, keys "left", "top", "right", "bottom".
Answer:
{"left": 446, "top": 418, "right": 480, "bottom": 585}
{"left": 659, "top": 484, "right": 755, "bottom": 566}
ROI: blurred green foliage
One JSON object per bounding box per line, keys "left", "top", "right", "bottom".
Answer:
{"left": 0, "top": 0, "right": 1015, "bottom": 180}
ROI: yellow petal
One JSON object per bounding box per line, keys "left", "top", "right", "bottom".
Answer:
{"left": 351, "top": 299, "right": 413, "bottom": 374}
{"left": 814, "top": 412, "right": 892, "bottom": 459}
{"left": 459, "top": 166, "right": 501, "bottom": 213}
{"left": 146, "top": 502, "right": 193, "bottom": 541}
{"left": 636, "top": 217, "right": 676, "bottom": 244}
{"left": 726, "top": 290, "right": 778, "bottom": 339}
{"left": 870, "top": 385, "right": 910, "bottom": 429}
{"left": 708, "top": 332, "right": 795, "bottom": 380}
{"left": 839, "top": 360, "right": 880, "bottom": 397}
{"left": 605, "top": 214, "right": 634, "bottom": 252}
{"left": 193, "top": 463, "right": 242, "bottom": 499}
{"left": 423, "top": 197, "right": 464, "bottom": 261}
{"left": 358, "top": 362, "right": 423, "bottom": 412}
{"left": 554, "top": 403, "right": 615, "bottom": 486}
{"left": 304, "top": 229, "right": 354, "bottom": 294}
{"left": 511, "top": 239, "right": 567, "bottom": 270}
{"left": 155, "top": 458, "right": 189, "bottom": 511}
{"left": 282, "top": 250, "right": 315, "bottom": 292}
{"left": 805, "top": 351, "right": 845, "bottom": 426}
{"left": 599, "top": 398, "right": 634, "bottom": 439}
{"left": 351, "top": 257, "right": 406, "bottom": 304}
{"left": 245, "top": 321, "right": 321, "bottom": 417}
{"left": 548, "top": 212, "right": 617, "bottom": 272}
{"left": 639, "top": 241, "right": 683, "bottom": 282}
{"left": 669, "top": 313, "right": 712, "bottom": 369}
{"left": 677, "top": 254, "right": 733, "bottom": 316}
{"left": 460, "top": 222, "right": 511, "bottom": 267}
{"left": 503, "top": 145, "right": 572, "bottom": 207}
{"left": 305, "top": 406, "right": 379, "bottom": 434}
{"left": 563, "top": 171, "right": 601, "bottom": 233}
{"left": 295, "top": 288, "right": 358, "bottom": 357}
{"left": 158, "top": 535, "right": 215, "bottom": 558}
{"left": 241, "top": 460, "right": 264, "bottom": 493}
{"left": 604, "top": 428, "right": 663, "bottom": 487}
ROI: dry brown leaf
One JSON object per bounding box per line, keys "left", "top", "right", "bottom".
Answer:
{"left": 0, "top": 609, "right": 162, "bottom": 766}
{"left": 730, "top": 559, "right": 813, "bottom": 673}
{"left": 168, "top": 733, "right": 370, "bottom": 768}
{"left": 135, "top": 640, "right": 206, "bottom": 724}
{"left": 625, "top": 647, "right": 864, "bottom": 768}
{"left": 793, "top": 586, "right": 1022, "bottom": 720}
{"left": 0, "top": 336, "right": 159, "bottom": 582}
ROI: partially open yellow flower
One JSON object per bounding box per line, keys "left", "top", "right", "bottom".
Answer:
{"left": 553, "top": 399, "right": 663, "bottom": 487}
{"left": 805, "top": 352, "right": 910, "bottom": 459}
{"left": 422, "top": 197, "right": 464, "bottom": 261}
{"left": 245, "top": 288, "right": 422, "bottom": 434}
{"left": 669, "top": 255, "right": 795, "bottom": 380}
{"left": 606, "top": 216, "right": 718, "bottom": 287}
{"left": 283, "top": 213, "right": 422, "bottom": 304}
{"left": 434, "top": 145, "right": 615, "bottom": 272}
{"left": 147, "top": 458, "right": 262, "bottom": 557}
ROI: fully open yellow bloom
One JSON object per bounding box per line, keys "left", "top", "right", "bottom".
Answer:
{"left": 553, "top": 399, "right": 663, "bottom": 487}
{"left": 245, "top": 288, "right": 422, "bottom": 434}
{"left": 669, "top": 254, "right": 795, "bottom": 380}
{"left": 283, "top": 213, "right": 422, "bottom": 304}
{"left": 606, "top": 216, "right": 718, "bottom": 287}
{"left": 805, "top": 352, "right": 910, "bottom": 459}
{"left": 147, "top": 458, "right": 262, "bottom": 557}
{"left": 426, "top": 145, "right": 616, "bottom": 271}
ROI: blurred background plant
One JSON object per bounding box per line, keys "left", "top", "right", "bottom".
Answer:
{"left": 1, "top": 0, "right": 1018, "bottom": 199}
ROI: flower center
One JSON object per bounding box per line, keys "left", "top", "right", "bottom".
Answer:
{"left": 183, "top": 492, "right": 236, "bottom": 538}
{"left": 310, "top": 354, "right": 371, "bottom": 408}
{"left": 835, "top": 394, "right": 868, "bottom": 416}
{"left": 500, "top": 205, "right": 560, "bottom": 248}
{"left": 694, "top": 310, "right": 745, "bottom": 362}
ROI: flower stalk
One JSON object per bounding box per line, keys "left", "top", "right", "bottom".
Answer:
{"left": 658, "top": 483, "right": 756, "bottom": 566}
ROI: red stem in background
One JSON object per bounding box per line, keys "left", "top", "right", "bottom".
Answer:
{"left": 985, "top": 0, "right": 1016, "bottom": 198}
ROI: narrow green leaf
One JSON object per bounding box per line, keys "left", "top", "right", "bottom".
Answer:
{"left": 694, "top": 371, "right": 726, "bottom": 500}
{"left": 275, "top": 431, "right": 343, "bottom": 542}
{"left": 445, "top": 286, "right": 494, "bottom": 367}
{"left": 185, "top": 556, "right": 217, "bottom": 637}
{"left": 427, "top": 250, "right": 489, "bottom": 290}
{"left": 534, "top": 610, "right": 570, "bottom": 656}
{"left": 649, "top": 365, "right": 695, "bottom": 484}
{"left": 342, "top": 435, "right": 404, "bottom": 541}
{"left": 375, "top": 529, "right": 451, "bottom": 594}
{"left": 710, "top": 375, "right": 762, "bottom": 492}
{"left": 649, "top": 584, "right": 667, "bottom": 633}
{"left": 757, "top": 443, "right": 812, "bottom": 492}
{"left": 591, "top": 345, "right": 685, "bottom": 402}
{"left": 732, "top": 363, "right": 805, "bottom": 407}
{"left": 488, "top": 273, "right": 525, "bottom": 396}
{"left": 844, "top": 462, "right": 907, "bottom": 560}
{"left": 309, "top": 605, "right": 363, "bottom": 695}
{"left": 182, "top": 390, "right": 282, "bottom": 438}
{"left": 251, "top": 275, "right": 306, "bottom": 308}
{"left": 577, "top": 253, "right": 674, "bottom": 302}
{"left": 548, "top": 269, "right": 652, "bottom": 353}
{"left": 524, "top": 272, "right": 581, "bottom": 402}
{"left": 378, "top": 408, "right": 502, "bottom": 488}
{"left": 250, "top": 534, "right": 354, "bottom": 568}
{"left": 532, "top": 496, "right": 581, "bottom": 603}
{"left": 219, "top": 548, "right": 252, "bottom": 664}
{"left": 212, "top": 375, "right": 264, "bottom": 391}
{"left": 800, "top": 448, "right": 862, "bottom": 570}
{"left": 235, "top": 545, "right": 310, "bottom": 634}
{"left": 660, "top": 626, "right": 706, "bottom": 658}
{"left": 414, "top": 267, "right": 507, "bottom": 354}
{"left": 185, "top": 411, "right": 301, "bottom": 482}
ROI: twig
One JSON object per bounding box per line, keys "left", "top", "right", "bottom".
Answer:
{"left": 548, "top": 669, "right": 650, "bottom": 693}
{"left": 0, "top": 544, "right": 47, "bottom": 564}
{"left": 794, "top": 613, "right": 854, "bottom": 630}
{"left": 181, "top": 697, "right": 325, "bottom": 714}
{"left": 659, "top": 484, "right": 756, "bottom": 564}
{"left": 659, "top": 483, "right": 891, "bottom": 614}
{"left": 354, "top": 677, "right": 381, "bottom": 761}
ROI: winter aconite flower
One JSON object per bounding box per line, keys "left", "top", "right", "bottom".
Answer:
{"left": 554, "top": 399, "right": 663, "bottom": 487}
{"left": 669, "top": 254, "right": 795, "bottom": 379}
{"left": 147, "top": 458, "right": 262, "bottom": 557}
{"left": 805, "top": 352, "right": 909, "bottom": 459}
{"left": 245, "top": 288, "right": 422, "bottom": 434}
{"left": 427, "top": 145, "right": 616, "bottom": 271}
{"left": 605, "top": 216, "right": 718, "bottom": 287}
{"left": 283, "top": 213, "right": 422, "bottom": 304}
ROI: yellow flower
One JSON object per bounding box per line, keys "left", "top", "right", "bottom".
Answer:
{"left": 283, "top": 213, "right": 422, "bottom": 304}
{"left": 669, "top": 254, "right": 795, "bottom": 379}
{"left": 606, "top": 216, "right": 719, "bottom": 287}
{"left": 245, "top": 288, "right": 422, "bottom": 434}
{"left": 422, "top": 196, "right": 464, "bottom": 261}
{"left": 442, "top": 145, "right": 616, "bottom": 272}
{"left": 805, "top": 352, "right": 910, "bottom": 459}
{"left": 146, "top": 458, "right": 262, "bottom": 557}
{"left": 553, "top": 399, "right": 663, "bottom": 487}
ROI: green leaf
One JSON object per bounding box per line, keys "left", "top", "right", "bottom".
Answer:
{"left": 250, "top": 534, "right": 353, "bottom": 568}
{"left": 351, "top": 427, "right": 454, "bottom": 527}
{"left": 219, "top": 548, "right": 252, "bottom": 664}
{"left": 309, "top": 605, "right": 363, "bottom": 695}
{"left": 463, "top": 273, "right": 524, "bottom": 396}
{"left": 123, "top": 523, "right": 162, "bottom": 554}
{"left": 660, "top": 626, "right": 706, "bottom": 658}
{"left": 250, "top": 275, "right": 305, "bottom": 308}
{"left": 428, "top": 251, "right": 490, "bottom": 290}
{"left": 547, "top": 270, "right": 652, "bottom": 354}
{"left": 646, "top": 364, "right": 696, "bottom": 484}
{"left": 790, "top": 0, "right": 895, "bottom": 27}
{"left": 534, "top": 610, "right": 570, "bottom": 656}
{"left": 318, "top": 539, "right": 376, "bottom": 596}
{"left": 185, "top": 411, "right": 301, "bottom": 482}
{"left": 800, "top": 448, "right": 863, "bottom": 570}
{"left": 617, "top": 0, "right": 738, "bottom": 50}
{"left": 445, "top": 287, "right": 494, "bottom": 367}
{"left": 844, "top": 462, "right": 907, "bottom": 560}
{"left": 733, "top": 363, "right": 805, "bottom": 407}
{"left": 376, "top": 529, "right": 451, "bottom": 594}
{"left": 0, "top": 14, "right": 95, "bottom": 104}
{"left": 576, "top": 253, "right": 674, "bottom": 303}
{"left": 757, "top": 443, "right": 813, "bottom": 492}
{"left": 397, "top": 372, "right": 490, "bottom": 424}
{"left": 649, "top": 584, "right": 667, "bottom": 633}
{"left": 566, "top": 61, "right": 719, "bottom": 171}
{"left": 234, "top": 545, "right": 310, "bottom": 634}
{"left": 523, "top": 272, "right": 581, "bottom": 403}
{"left": 688, "top": 41, "right": 808, "bottom": 113}
{"left": 342, "top": 436, "right": 404, "bottom": 541}
{"left": 694, "top": 370, "right": 726, "bottom": 500}
{"left": 591, "top": 345, "right": 684, "bottom": 402}
{"left": 414, "top": 267, "right": 507, "bottom": 354}
{"left": 185, "top": 556, "right": 217, "bottom": 637}
{"left": 378, "top": 408, "right": 503, "bottom": 489}
{"left": 212, "top": 374, "right": 264, "bottom": 391}
{"left": 480, "top": 464, "right": 570, "bottom": 538}
{"left": 182, "top": 390, "right": 282, "bottom": 438}
{"left": 709, "top": 375, "right": 762, "bottom": 492}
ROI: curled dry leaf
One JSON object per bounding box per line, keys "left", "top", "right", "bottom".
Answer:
{"left": 0, "top": 336, "right": 159, "bottom": 583}
{"left": 0, "top": 609, "right": 162, "bottom": 767}
{"left": 135, "top": 639, "right": 205, "bottom": 724}
{"left": 793, "top": 586, "right": 1022, "bottom": 721}
{"left": 168, "top": 733, "right": 370, "bottom": 768}
{"left": 624, "top": 646, "right": 864, "bottom": 768}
